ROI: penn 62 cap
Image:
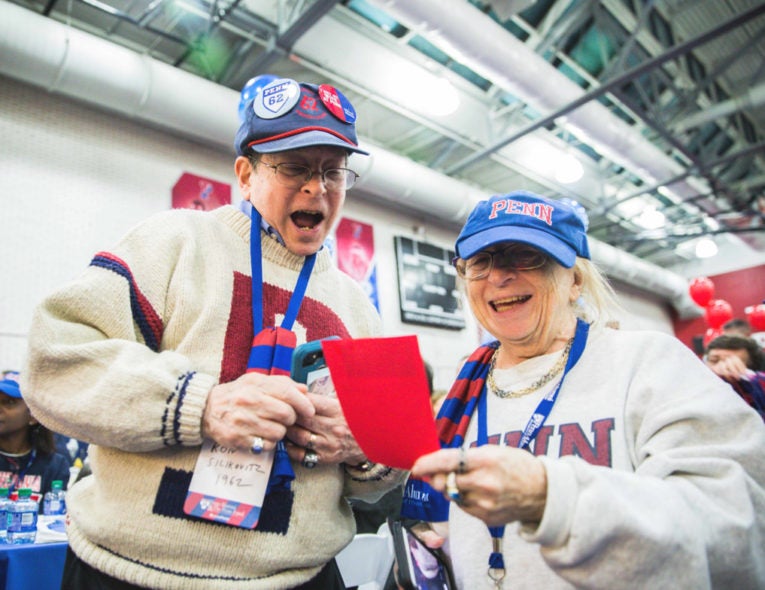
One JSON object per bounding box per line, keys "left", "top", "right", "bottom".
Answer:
{"left": 235, "top": 78, "right": 368, "bottom": 156}
{"left": 455, "top": 191, "right": 590, "bottom": 268}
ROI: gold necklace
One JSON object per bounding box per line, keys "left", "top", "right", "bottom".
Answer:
{"left": 487, "top": 338, "right": 573, "bottom": 399}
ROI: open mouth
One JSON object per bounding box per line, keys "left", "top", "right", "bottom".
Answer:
{"left": 490, "top": 294, "right": 531, "bottom": 312}
{"left": 291, "top": 210, "right": 324, "bottom": 231}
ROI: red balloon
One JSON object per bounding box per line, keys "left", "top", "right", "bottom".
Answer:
{"left": 748, "top": 304, "right": 765, "bottom": 332}
{"left": 689, "top": 276, "right": 715, "bottom": 307}
{"left": 703, "top": 327, "right": 723, "bottom": 348}
{"left": 705, "top": 299, "right": 733, "bottom": 329}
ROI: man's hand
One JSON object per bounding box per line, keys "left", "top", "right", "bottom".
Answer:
{"left": 285, "top": 392, "right": 367, "bottom": 466}
{"left": 202, "top": 373, "right": 315, "bottom": 453}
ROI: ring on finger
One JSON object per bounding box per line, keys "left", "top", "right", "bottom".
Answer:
{"left": 251, "top": 436, "right": 265, "bottom": 455}
{"left": 306, "top": 433, "right": 316, "bottom": 450}
{"left": 302, "top": 451, "right": 319, "bottom": 469}
{"left": 446, "top": 471, "right": 462, "bottom": 504}
{"left": 457, "top": 446, "right": 467, "bottom": 474}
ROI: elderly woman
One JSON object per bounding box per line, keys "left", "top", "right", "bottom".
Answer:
{"left": 402, "top": 191, "right": 765, "bottom": 589}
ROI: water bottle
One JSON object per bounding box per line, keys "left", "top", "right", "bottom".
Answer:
{"left": 0, "top": 487, "right": 10, "bottom": 544}
{"left": 43, "top": 480, "right": 66, "bottom": 516}
{"left": 7, "top": 488, "right": 38, "bottom": 544}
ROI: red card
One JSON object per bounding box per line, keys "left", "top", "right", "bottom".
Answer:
{"left": 322, "top": 336, "right": 440, "bottom": 470}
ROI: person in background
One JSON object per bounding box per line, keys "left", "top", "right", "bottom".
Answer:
{"left": 722, "top": 317, "right": 753, "bottom": 338}
{"left": 423, "top": 361, "right": 449, "bottom": 416}
{"left": 0, "top": 376, "right": 70, "bottom": 504}
{"left": 424, "top": 359, "right": 434, "bottom": 397}
{"left": 53, "top": 433, "right": 89, "bottom": 467}
{"left": 705, "top": 334, "right": 765, "bottom": 419}
{"left": 402, "top": 191, "right": 765, "bottom": 589}
{"left": 430, "top": 390, "right": 448, "bottom": 417}
{"left": 22, "top": 78, "right": 401, "bottom": 589}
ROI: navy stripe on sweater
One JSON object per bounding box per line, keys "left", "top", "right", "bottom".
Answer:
{"left": 91, "top": 252, "right": 163, "bottom": 351}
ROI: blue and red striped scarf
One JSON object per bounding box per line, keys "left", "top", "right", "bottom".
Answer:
{"left": 436, "top": 342, "right": 499, "bottom": 448}
{"left": 400, "top": 340, "right": 498, "bottom": 522}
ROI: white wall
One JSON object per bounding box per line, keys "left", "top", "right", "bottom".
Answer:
{"left": 0, "top": 75, "right": 672, "bottom": 391}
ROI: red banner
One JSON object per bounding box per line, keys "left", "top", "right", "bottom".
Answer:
{"left": 335, "top": 217, "right": 379, "bottom": 311}
{"left": 172, "top": 172, "right": 231, "bottom": 211}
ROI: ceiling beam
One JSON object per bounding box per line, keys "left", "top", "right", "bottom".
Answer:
{"left": 445, "top": 1, "right": 765, "bottom": 175}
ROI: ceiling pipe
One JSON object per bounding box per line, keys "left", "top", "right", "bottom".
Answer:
{"left": 674, "top": 82, "right": 765, "bottom": 133}
{"left": 365, "top": 0, "right": 715, "bottom": 204}
{"left": 0, "top": 2, "right": 701, "bottom": 318}
{"left": 243, "top": 0, "right": 339, "bottom": 74}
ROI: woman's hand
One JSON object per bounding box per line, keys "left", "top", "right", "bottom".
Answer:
{"left": 285, "top": 392, "right": 367, "bottom": 466}
{"left": 411, "top": 446, "right": 548, "bottom": 527}
{"left": 202, "top": 373, "right": 315, "bottom": 453}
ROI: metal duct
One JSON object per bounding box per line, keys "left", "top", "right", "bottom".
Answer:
{"left": 0, "top": 1, "right": 701, "bottom": 318}
{"left": 0, "top": 3, "right": 239, "bottom": 151}
{"left": 350, "top": 147, "right": 484, "bottom": 222}
{"left": 367, "top": 0, "right": 710, "bottom": 202}
{"left": 587, "top": 240, "right": 692, "bottom": 306}
{"left": 675, "top": 82, "right": 765, "bottom": 132}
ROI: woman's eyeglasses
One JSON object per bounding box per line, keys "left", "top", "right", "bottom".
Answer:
{"left": 257, "top": 161, "right": 359, "bottom": 190}
{"left": 454, "top": 245, "right": 548, "bottom": 280}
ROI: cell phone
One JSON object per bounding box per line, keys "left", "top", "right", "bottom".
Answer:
{"left": 389, "top": 519, "right": 455, "bottom": 590}
{"left": 290, "top": 337, "right": 340, "bottom": 395}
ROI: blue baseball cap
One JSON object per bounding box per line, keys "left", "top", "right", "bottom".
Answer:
{"left": 455, "top": 191, "right": 590, "bottom": 268}
{"left": 235, "top": 78, "right": 369, "bottom": 156}
{"left": 0, "top": 379, "right": 22, "bottom": 399}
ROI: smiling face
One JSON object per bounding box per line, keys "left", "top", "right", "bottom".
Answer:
{"left": 235, "top": 145, "right": 349, "bottom": 257}
{"left": 464, "top": 242, "right": 582, "bottom": 363}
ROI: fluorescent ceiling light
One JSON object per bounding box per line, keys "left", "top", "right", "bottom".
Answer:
{"left": 391, "top": 72, "right": 460, "bottom": 116}
{"left": 656, "top": 185, "right": 673, "bottom": 198}
{"left": 517, "top": 137, "right": 584, "bottom": 184}
{"left": 428, "top": 77, "right": 461, "bottom": 116}
{"left": 695, "top": 237, "right": 718, "bottom": 258}
{"left": 554, "top": 153, "right": 584, "bottom": 184}
{"left": 634, "top": 206, "right": 665, "bottom": 230}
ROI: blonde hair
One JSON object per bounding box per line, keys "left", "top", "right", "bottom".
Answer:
{"left": 572, "top": 258, "right": 623, "bottom": 327}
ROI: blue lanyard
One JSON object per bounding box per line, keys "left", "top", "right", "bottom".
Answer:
{"left": 247, "top": 207, "right": 315, "bottom": 493}
{"left": 249, "top": 208, "right": 315, "bottom": 333}
{"left": 477, "top": 318, "right": 589, "bottom": 586}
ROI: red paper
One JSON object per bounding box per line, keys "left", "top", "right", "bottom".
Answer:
{"left": 322, "top": 336, "right": 440, "bottom": 470}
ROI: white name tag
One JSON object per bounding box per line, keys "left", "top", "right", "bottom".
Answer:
{"left": 183, "top": 439, "right": 273, "bottom": 528}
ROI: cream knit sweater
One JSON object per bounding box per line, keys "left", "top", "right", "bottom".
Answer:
{"left": 23, "top": 205, "right": 399, "bottom": 589}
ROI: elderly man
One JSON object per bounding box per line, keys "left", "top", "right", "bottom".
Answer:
{"left": 23, "top": 78, "right": 400, "bottom": 589}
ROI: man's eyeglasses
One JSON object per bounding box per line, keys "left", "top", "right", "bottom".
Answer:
{"left": 257, "top": 161, "right": 359, "bottom": 190}
{"left": 454, "top": 244, "right": 548, "bottom": 280}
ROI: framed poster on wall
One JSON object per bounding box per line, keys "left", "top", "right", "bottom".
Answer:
{"left": 334, "top": 217, "right": 380, "bottom": 312}
{"left": 172, "top": 172, "right": 231, "bottom": 211}
{"left": 394, "top": 236, "right": 465, "bottom": 330}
